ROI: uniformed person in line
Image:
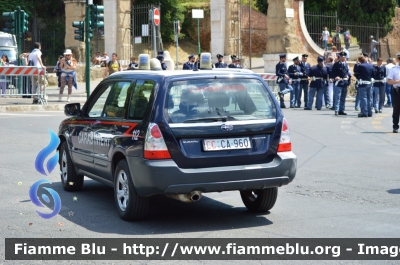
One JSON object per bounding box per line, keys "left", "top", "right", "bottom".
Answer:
{"left": 276, "top": 54, "right": 294, "bottom": 108}
{"left": 228, "top": 55, "right": 237, "bottom": 68}
{"left": 363, "top": 53, "right": 371, "bottom": 64}
{"left": 183, "top": 54, "right": 196, "bottom": 70}
{"left": 156, "top": 55, "right": 167, "bottom": 70}
{"left": 331, "top": 51, "right": 351, "bottom": 115}
{"left": 305, "top": 56, "right": 329, "bottom": 110}
{"left": 288, "top": 56, "right": 303, "bottom": 108}
{"left": 353, "top": 56, "right": 362, "bottom": 111}
{"left": 387, "top": 52, "right": 400, "bottom": 133}
{"left": 356, "top": 55, "right": 375, "bottom": 117}
{"left": 325, "top": 57, "right": 334, "bottom": 109}
{"left": 372, "top": 58, "right": 386, "bottom": 113}
{"left": 215, "top": 54, "right": 227, "bottom": 68}
{"left": 299, "top": 54, "right": 311, "bottom": 108}
{"left": 330, "top": 52, "right": 342, "bottom": 110}
{"left": 233, "top": 58, "right": 242, "bottom": 69}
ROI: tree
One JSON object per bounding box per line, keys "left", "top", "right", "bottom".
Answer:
{"left": 305, "top": 0, "right": 337, "bottom": 13}
{"left": 133, "top": 0, "right": 185, "bottom": 42}
{"left": 255, "top": 0, "right": 268, "bottom": 14}
{"left": 337, "top": 0, "right": 396, "bottom": 28}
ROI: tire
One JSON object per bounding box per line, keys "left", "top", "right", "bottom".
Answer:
{"left": 114, "top": 159, "right": 149, "bottom": 221}
{"left": 59, "top": 141, "right": 84, "bottom": 191}
{"left": 240, "top": 187, "right": 278, "bottom": 212}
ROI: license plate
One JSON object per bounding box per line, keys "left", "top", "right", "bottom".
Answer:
{"left": 203, "top": 137, "right": 252, "bottom": 151}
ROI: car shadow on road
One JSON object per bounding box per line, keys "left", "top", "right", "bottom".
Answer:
{"left": 387, "top": 188, "right": 400, "bottom": 194}
{"left": 50, "top": 180, "right": 273, "bottom": 235}
{"left": 361, "top": 132, "right": 392, "bottom": 134}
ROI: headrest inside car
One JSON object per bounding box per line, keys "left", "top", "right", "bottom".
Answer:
{"left": 207, "top": 91, "right": 230, "bottom": 108}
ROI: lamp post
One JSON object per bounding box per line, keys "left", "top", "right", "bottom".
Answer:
{"left": 192, "top": 9, "right": 204, "bottom": 54}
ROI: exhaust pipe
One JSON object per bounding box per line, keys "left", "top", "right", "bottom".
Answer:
{"left": 166, "top": 191, "right": 202, "bottom": 203}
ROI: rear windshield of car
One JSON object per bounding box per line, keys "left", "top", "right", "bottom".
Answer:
{"left": 165, "top": 78, "right": 276, "bottom": 123}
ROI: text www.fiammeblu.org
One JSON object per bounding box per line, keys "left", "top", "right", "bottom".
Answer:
{"left": 122, "top": 243, "right": 400, "bottom": 258}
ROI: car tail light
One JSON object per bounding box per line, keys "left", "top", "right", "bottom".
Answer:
{"left": 144, "top": 123, "right": 171, "bottom": 159}
{"left": 277, "top": 118, "right": 292, "bottom": 152}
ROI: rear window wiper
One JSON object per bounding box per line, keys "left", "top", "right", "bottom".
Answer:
{"left": 183, "top": 116, "right": 228, "bottom": 123}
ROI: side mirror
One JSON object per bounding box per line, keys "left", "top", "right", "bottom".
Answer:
{"left": 64, "top": 103, "right": 81, "bottom": 117}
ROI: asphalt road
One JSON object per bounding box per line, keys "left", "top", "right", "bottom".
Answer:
{"left": 0, "top": 107, "right": 399, "bottom": 264}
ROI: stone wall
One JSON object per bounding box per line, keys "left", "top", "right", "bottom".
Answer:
{"left": 240, "top": 6, "right": 268, "bottom": 56}
{"left": 64, "top": 0, "right": 86, "bottom": 61}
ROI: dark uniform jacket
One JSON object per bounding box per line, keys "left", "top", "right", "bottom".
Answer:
{"left": 228, "top": 63, "right": 236, "bottom": 68}
{"left": 353, "top": 63, "right": 361, "bottom": 80}
{"left": 215, "top": 62, "right": 227, "bottom": 68}
{"left": 299, "top": 61, "right": 310, "bottom": 84}
{"left": 183, "top": 61, "right": 194, "bottom": 70}
{"left": 275, "top": 62, "right": 288, "bottom": 84}
{"left": 331, "top": 61, "right": 351, "bottom": 87}
{"left": 309, "top": 65, "right": 328, "bottom": 89}
{"left": 373, "top": 65, "right": 386, "bottom": 86}
{"left": 357, "top": 62, "right": 375, "bottom": 87}
{"left": 288, "top": 64, "right": 303, "bottom": 82}
{"left": 161, "top": 62, "right": 167, "bottom": 70}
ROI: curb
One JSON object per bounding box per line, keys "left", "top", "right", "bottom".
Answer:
{"left": 0, "top": 104, "right": 66, "bottom": 113}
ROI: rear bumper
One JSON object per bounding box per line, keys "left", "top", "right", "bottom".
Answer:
{"left": 127, "top": 152, "right": 297, "bottom": 196}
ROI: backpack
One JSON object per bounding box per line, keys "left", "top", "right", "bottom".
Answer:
{"left": 345, "top": 32, "right": 350, "bottom": 41}
{"left": 108, "top": 60, "right": 120, "bottom": 68}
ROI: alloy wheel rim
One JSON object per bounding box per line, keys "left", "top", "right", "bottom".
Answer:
{"left": 116, "top": 170, "right": 129, "bottom": 211}
{"left": 245, "top": 190, "right": 259, "bottom": 202}
{"left": 61, "top": 150, "right": 68, "bottom": 182}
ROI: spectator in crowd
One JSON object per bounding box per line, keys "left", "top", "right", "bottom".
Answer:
{"left": 54, "top": 55, "right": 63, "bottom": 89}
{"left": 343, "top": 28, "right": 351, "bottom": 49}
{"left": 325, "top": 46, "right": 338, "bottom": 62}
{"left": 100, "top": 52, "right": 110, "bottom": 67}
{"left": 103, "top": 53, "right": 122, "bottom": 78}
{"left": 19, "top": 52, "right": 32, "bottom": 98}
{"left": 332, "top": 27, "right": 341, "bottom": 50}
{"left": 385, "top": 58, "right": 395, "bottom": 107}
{"left": 320, "top": 27, "right": 330, "bottom": 50}
{"left": 28, "top": 42, "right": 46, "bottom": 104}
{"left": 59, "top": 49, "right": 77, "bottom": 102}
{"left": 126, "top": 56, "right": 138, "bottom": 70}
{"left": 369, "top": 35, "right": 379, "bottom": 61}
{"left": 92, "top": 51, "right": 102, "bottom": 67}
{"left": 0, "top": 54, "right": 9, "bottom": 96}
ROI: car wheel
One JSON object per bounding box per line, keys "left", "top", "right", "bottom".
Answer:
{"left": 240, "top": 187, "right": 278, "bottom": 212}
{"left": 59, "top": 141, "right": 84, "bottom": 191}
{"left": 114, "top": 159, "right": 148, "bottom": 221}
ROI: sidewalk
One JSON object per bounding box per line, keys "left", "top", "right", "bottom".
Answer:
{"left": 0, "top": 79, "right": 102, "bottom": 112}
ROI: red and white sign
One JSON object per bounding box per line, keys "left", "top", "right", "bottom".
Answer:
{"left": 153, "top": 8, "right": 160, "bottom": 26}
{"left": 259, "top": 73, "right": 277, "bottom": 81}
{"left": 177, "top": 20, "right": 180, "bottom": 34}
{"left": 0, "top": 66, "right": 41, "bottom": 76}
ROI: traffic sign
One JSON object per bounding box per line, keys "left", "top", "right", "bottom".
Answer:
{"left": 178, "top": 20, "right": 180, "bottom": 34}
{"left": 153, "top": 8, "right": 160, "bottom": 26}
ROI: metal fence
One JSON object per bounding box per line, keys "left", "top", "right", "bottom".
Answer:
{"left": 0, "top": 66, "right": 47, "bottom": 104}
{"left": 21, "top": 29, "right": 65, "bottom": 66}
{"left": 305, "top": 11, "right": 399, "bottom": 60}
{"left": 130, "top": 3, "right": 161, "bottom": 57}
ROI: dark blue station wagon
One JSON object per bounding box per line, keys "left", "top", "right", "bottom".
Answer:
{"left": 58, "top": 69, "right": 297, "bottom": 220}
